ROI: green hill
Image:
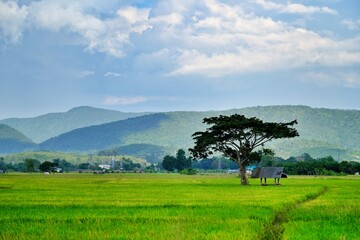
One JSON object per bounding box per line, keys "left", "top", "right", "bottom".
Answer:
{"left": 0, "top": 124, "right": 36, "bottom": 153}
{"left": 39, "top": 114, "right": 169, "bottom": 152}
{"left": 37, "top": 106, "right": 360, "bottom": 161}
{"left": 98, "top": 144, "right": 166, "bottom": 164}
{"left": 0, "top": 106, "right": 147, "bottom": 143}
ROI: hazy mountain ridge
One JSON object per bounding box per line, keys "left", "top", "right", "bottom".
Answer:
{"left": 122, "top": 106, "right": 360, "bottom": 151}
{"left": 0, "top": 106, "right": 147, "bottom": 143}
{"left": 0, "top": 124, "right": 33, "bottom": 142}
{"left": 0, "top": 124, "right": 36, "bottom": 153}
{"left": 39, "top": 113, "right": 169, "bottom": 152}
{"left": 33, "top": 105, "right": 360, "bottom": 161}
{"left": 1, "top": 105, "right": 359, "bottom": 161}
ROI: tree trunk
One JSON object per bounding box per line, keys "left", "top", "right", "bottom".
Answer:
{"left": 239, "top": 164, "right": 249, "bottom": 185}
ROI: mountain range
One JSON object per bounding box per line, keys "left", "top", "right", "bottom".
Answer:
{"left": 0, "top": 124, "right": 36, "bottom": 153}
{"left": 0, "top": 106, "right": 146, "bottom": 143}
{"left": 0, "top": 105, "right": 359, "bottom": 162}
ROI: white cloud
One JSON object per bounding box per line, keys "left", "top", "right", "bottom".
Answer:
{"left": 0, "top": 1, "right": 28, "bottom": 43}
{"left": 158, "top": 1, "right": 359, "bottom": 77}
{"left": 104, "top": 72, "right": 122, "bottom": 77}
{"left": 341, "top": 19, "right": 360, "bottom": 31}
{"left": 304, "top": 71, "right": 360, "bottom": 88}
{"left": 0, "top": 0, "right": 150, "bottom": 57}
{"left": 253, "top": 0, "right": 337, "bottom": 15}
{"left": 104, "top": 96, "right": 148, "bottom": 105}
{"left": 1, "top": 0, "right": 359, "bottom": 79}
{"left": 117, "top": 6, "right": 149, "bottom": 25}
{"left": 27, "top": 1, "right": 151, "bottom": 57}
{"left": 77, "top": 70, "right": 95, "bottom": 79}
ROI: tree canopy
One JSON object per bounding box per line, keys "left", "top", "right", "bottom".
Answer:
{"left": 39, "top": 161, "right": 58, "bottom": 173}
{"left": 162, "top": 149, "right": 192, "bottom": 172}
{"left": 189, "top": 114, "right": 299, "bottom": 185}
{"left": 24, "top": 158, "right": 40, "bottom": 173}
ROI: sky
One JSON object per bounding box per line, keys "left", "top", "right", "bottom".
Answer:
{"left": 0, "top": 0, "right": 359, "bottom": 119}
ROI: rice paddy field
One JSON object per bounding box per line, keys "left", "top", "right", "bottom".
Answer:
{"left": 0, "top": 173, "right": 359, "bottom": 240}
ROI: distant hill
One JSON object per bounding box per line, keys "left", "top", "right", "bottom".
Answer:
{"left": 98, "top": 144, "right": 166, "bottom": 164}
{"left": 0, "top": 106, "right": 147, "bottom": 143}
{"left": 39, "top": 114, "right": 169, "bottom": 152}
{"left": 0, "top": 124, "right": 36, "bottom": 153}
{"left": 37, "top": 106, "right": 360, "bottom": 161}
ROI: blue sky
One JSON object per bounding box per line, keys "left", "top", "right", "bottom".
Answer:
{"left": 0, "top": 0, "right": 359, "bottom": 119}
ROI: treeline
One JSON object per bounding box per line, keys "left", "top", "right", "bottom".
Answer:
{"left": 0, "top": 157, "right": 142, "bottom": 173}
{"left": 260, "top": 153, "right": 360, "bottom": 175}
{"left": 170, "top": 152, "right": 360, "bottom": 176}
{"left": 2, "top": 153, "right": 360, "bottom": 176}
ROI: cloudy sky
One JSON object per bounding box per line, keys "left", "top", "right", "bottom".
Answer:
{"left": 1, "top": 0, "right": 359, "bottom": 119}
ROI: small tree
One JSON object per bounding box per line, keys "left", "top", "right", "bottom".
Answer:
{"left": 39, "top": 161, "right": 58, "bottom": 173}
{"left": 53, "top": 158, "right": 74, "bottom": 172}
{"left": 0, "top": 157, "right": 7, "bottom": 172}
{"left": 24, "top": 159, "right": 40, "bottom": 173}
{"left": 189, "top": 114, "right": 299, "bottom": 185}
{"left": 175, "top": 149, "right": 191, "bottom": 171}
{"left": 77, "top": 162, "right": 90, "bottom": 170}
{"left": 162, "top": 149, "right": 192, "bottom": 172}
{"left": 162, "top": 155, "right": 176, "bottom": 172}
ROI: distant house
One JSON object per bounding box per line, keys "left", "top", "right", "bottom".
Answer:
{"left": 99, "top": 164, "right": 111, "bottom": 170}
{"left": 0, "top": 170, "right": 4, "bottom": 174}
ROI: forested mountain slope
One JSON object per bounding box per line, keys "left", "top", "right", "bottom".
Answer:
{"left": 39, "top": 114, "right": 169, "bottom": 152}
{"left": 0, "top": 106, "right": 147, "bottom": 143}
{"left": 37, "top": 106, "right": 360, "bottom": 161}
{"left": 0, "top": 124, "right": 36, "bottom": 153}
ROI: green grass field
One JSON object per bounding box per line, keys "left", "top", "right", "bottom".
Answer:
{"left": 0, "top": 173, "right": 359, "bottom": 239}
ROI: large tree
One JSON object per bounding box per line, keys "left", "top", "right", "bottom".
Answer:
{"left": 189, "top": 114, "right": 299, "bottom": 185}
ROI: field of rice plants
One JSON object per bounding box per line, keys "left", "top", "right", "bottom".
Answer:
{"left": 0, "top": 173, "right": 359, "bottom": 239}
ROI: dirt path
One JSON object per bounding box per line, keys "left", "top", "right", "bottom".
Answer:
{"left": 260, "top": 186, "right": 328, "bottom": 240}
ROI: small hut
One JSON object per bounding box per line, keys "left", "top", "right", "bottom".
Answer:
{"left": 251, "top": 167, "right": 287, "bottom": 185}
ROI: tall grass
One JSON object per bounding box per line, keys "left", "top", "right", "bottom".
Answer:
{"left": 283, "top": 177, "right": 359, "bottom": 240}
{"left": 0, "top": 173, "right": 358, "bottom": 239}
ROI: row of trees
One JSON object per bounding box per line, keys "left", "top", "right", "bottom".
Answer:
{"left": 0, "top": 157, "right": 142, "bottom": 173}
{"left": 162, "top": 152, "right": 360, "bottom": 175}
{"left": 1, "top": 158, "right": 73, "bottom": 173}
{"left": 260, "top": 154, "right": 360, "bottom": 175}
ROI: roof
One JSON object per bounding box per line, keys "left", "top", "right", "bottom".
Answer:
{"left": 246, "top": 165, "right": 257, "bottom": 170}
{"left": 251, "top": 167, "right": 285, "bottom": 178}
{"left": 99, "top": 164, "right": 111, "bottom": 169}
